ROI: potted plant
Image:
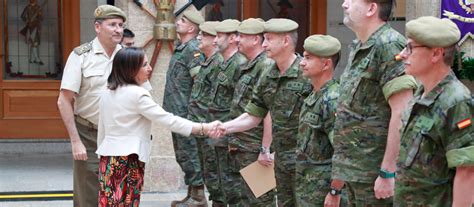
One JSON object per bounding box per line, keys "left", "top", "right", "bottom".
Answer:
{"left": 453, "top": 51, "right": 474, "bottom": 91}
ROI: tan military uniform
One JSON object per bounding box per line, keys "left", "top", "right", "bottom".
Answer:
{"left": 60, "top": 37, "right": 121, "bottom": 207}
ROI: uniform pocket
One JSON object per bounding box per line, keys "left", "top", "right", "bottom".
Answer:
{"left": 403, "top": 116, "right": 434, "bottom": 168}
{"left": 83, "top": 68, "right": 105, "bottom": 78}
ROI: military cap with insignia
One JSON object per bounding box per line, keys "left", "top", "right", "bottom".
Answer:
{"left": 199, "top": 21, "right": 220, "bottom": 36}
{"left": 303, "top": 35, "right": 341, "bottom": 57}
{"left": 264, "top": 18, "right": 298, "bottom": 33}
{"left": 406, "top": 16, "right": 460, "bottom": 48}
{"left": 183, "top": 9, "right": 205, "bottom": 25}
{"left": 215, "top": 19, "right": 241, "bottom": 33}
{"left": 238, "top": 18, "right": 265, "bottom": 34}
{"left": 94, "top": 5, "right": 127, "bottom": 22}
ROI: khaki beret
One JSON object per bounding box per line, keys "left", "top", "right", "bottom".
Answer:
{"left": 303, "top": 35, "right": 341, "bottom": 57}
{"left": 199, "top": 21, "right": 220, "bottom": 36}
{"left": 406, "top": 16, "right": 460, "bottom": 47}
{"left": 215, "top": 19, "right": 241, "bottom": 33}
{"left": 183, "top": 10, "right": 205, "bottom": 25}
{"left": 264, "top": 18, "right": 298, "bottom": 33}
{"left": 94, "top": 5, "right": 126, "bottom": 22}
{"left": 238, "top": 18, "right": 265, "bottom": 34}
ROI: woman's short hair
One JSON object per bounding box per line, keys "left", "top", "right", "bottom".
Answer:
{"left": 108, "top": 47, "right": 145, "bottom": 90}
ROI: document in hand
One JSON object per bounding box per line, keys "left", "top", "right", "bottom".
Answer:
{"left": 239, "top": 155, "right": 276, "bottom": 198}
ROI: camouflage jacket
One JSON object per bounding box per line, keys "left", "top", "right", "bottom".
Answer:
{"left": 332, "top": 23, "right": 407, "bottom": 183}
{"left": 245, "top": 55, "right": 312, "bottom": 159}
{"left": 188, "top": 52, "right": 224, "bottom": 123}
{"left": 208, "top": 52, "right": 247, "bottom": 146}
{"left": 227, "top": 52, "right": 274, "bottom": 152}
{"left": 395, "top": 72, "right": 474, "bottom": 206}
{"left": 162, "top": 38, "right": 203, "bottom": 117}
{"left": 296, "top": 79, "right": 339, "bottom": 167}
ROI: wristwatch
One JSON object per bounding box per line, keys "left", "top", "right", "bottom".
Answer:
{"left": 379, "top": 169, "right": 396, "bottom": 178}
{"left": 329, "top": 187, "right": 342, "bottom": 196}
{"left": 259, "top": 146, "right": 269, "bottom": 154}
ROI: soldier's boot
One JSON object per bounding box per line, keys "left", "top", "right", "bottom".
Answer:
{"left": 211, "top": 201, "right": 226, "bottom": 207}
{"left": 175, "top": 185, "right": 208, "bottom": 207}
{"left": 171, "top": 185, "right": 191, "bottom": 207}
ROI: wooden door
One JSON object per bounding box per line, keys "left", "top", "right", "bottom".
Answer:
{"left": 0, "top": 0, "right": 80, "bottom": 138}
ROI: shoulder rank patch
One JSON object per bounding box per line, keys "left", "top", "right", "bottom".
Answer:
{"left": 457, "top": 118, "right": 472, "bottom": 130}
{"left": 73, "top": 42, "right": 93, "bottom": 55}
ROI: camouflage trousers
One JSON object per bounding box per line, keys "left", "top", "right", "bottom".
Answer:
{"left": 295, "top": 163, "right": 347, "bottom": 207}
{"left": 171, "top": 132, "right": 204, "bottom": 186}
{"left": 196, "top": 138, "right": 226, "bottom": 204}
{"left": 225, "top": 149, "right": 276, "bottom": 207}
{"left": 274, "top": 151, "right": 296, "bottom": 207}
{"left": 345, "top": 181, "right": 392, "bottom": 207}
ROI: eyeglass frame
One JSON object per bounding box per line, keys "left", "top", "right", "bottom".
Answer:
{"left": 402, "top": 43, "right": 430, "bottom": 55}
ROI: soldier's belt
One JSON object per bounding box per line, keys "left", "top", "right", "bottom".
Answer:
{"left": 74, "top": 115, "right": 98, "bottom": 130}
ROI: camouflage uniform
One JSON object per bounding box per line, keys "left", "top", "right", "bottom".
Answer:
{"left": 163, "top": 38, "right": 204, "bottom": 186}
{"left": 208, "top": 52, "right": 247, "bottom": 204}
{"left": 226, "top": 52, "right": 276, "bottom": 206}
{"left": 245, "top": 56, "right": 312, "bottom": 206}
{"left": 187, "top": 52, "right": 226, "bottom": 204}
{"left": 395, "top": 72, "right": 474, "bottom": 206}
{"left": 331, "top": 24, "right": 406, "bottom": 206}
{"left": 295, "top": 79, "right": 344, "bottom": 207}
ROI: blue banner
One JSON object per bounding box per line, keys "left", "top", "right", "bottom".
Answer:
{"left": 441, "top": 0, "right": 474, "bottom": 43}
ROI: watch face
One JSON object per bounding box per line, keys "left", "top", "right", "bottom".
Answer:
{"left": 330, "top": 189, "right": 337, "bottom": 195}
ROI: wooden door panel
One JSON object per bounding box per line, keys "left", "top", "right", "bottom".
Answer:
{"left": 0, "top": 119, "right": 67, "bottom": 138}
{"left": 0, "top": 0, "right": 79, "bottom": 139}
{"left": 3, "top": 90, "right": 60, "bottom": 119}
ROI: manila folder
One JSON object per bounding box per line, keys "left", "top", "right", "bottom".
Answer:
{"left": 239, "top": 160, "right": 276, "bottom": 198}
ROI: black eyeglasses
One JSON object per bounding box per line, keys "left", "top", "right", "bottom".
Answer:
{"left": 402, "top": 43, "right": 429, "bottom": 55}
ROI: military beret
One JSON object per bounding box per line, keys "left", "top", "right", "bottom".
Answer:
{"left": 199, "top": 21, "right": 220, "bottom": 36}
{"left": 183, "top": 9, "right": 205, "bottom": 25}
{"left": 264, "top": 18, "right": 298, "bottom": 33}
{"left": 303, "top": 35, "right": 341, "bottom": 57}
{"left": 94, "top": 5, "right": 127, "bottom": 22}
{"left": 238, "top": 18, "right": 265, "bottom": 34}
{"left": 215, "top": 19, "right": 241, "bottom": 33}
{"left": 406, "top": 16, "right": 460, "bottom": 48}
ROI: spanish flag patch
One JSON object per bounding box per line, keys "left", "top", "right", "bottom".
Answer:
{"left": 194, "top": 53, "right": 200, "bottom": 57}
{"left": 394, "top": 54, "right": 402, "bottom": 61}
{"left": 457, "top": 118, "right": 472, "bottom": 130}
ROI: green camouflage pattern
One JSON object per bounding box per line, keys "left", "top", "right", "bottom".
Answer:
{"left": 295, "top": 79, "right": 339, "bottom": 206}
{"left": 163, "top": 38, "right": 204, "bottom": 186}
{"left": 196, "top": 139, "right": 227, "bottom": 204}
{"left": 208, "top": 52, "right": 248, "bottom": 147}
{"left": 225, "top": 52, "right": 276, "bottom": 206}
{"left": 345, "top": 181, "right": 392, "bottom": 206}
{"left": 188, "top": 52, "right": 224, "bottom": 123}
{"left": 395, "top": 72, "right": 474, "bottom": 206}
{"left": 228, "top": 52, "right": 274, "bottom": 152}
{"left": 225, "top": 150, "right": 276, "bottom": 207}
{"left": 187, "top": 52, "right": 225, "bottom": 203}
{"left": 332, "top": 23, "right": 407, "bottom": 184}
{"left": 245, "top": 56, "right": 312, "bottom": 206}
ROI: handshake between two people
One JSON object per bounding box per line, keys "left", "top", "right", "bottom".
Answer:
{"left": 198, "top": 120, "right": 227, "bottom": 138}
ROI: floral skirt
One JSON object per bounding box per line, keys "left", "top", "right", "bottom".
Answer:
{"left": 98, "top": 154, "right": 145, "bottom": 207}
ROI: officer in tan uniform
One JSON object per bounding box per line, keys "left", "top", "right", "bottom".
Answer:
{"left": 57, "top": 5, "right": 126, "bottom": 207}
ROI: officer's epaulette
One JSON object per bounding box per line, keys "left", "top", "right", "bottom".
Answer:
{"left": 73, "top": 42, "right": 93, "bottom": 55}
